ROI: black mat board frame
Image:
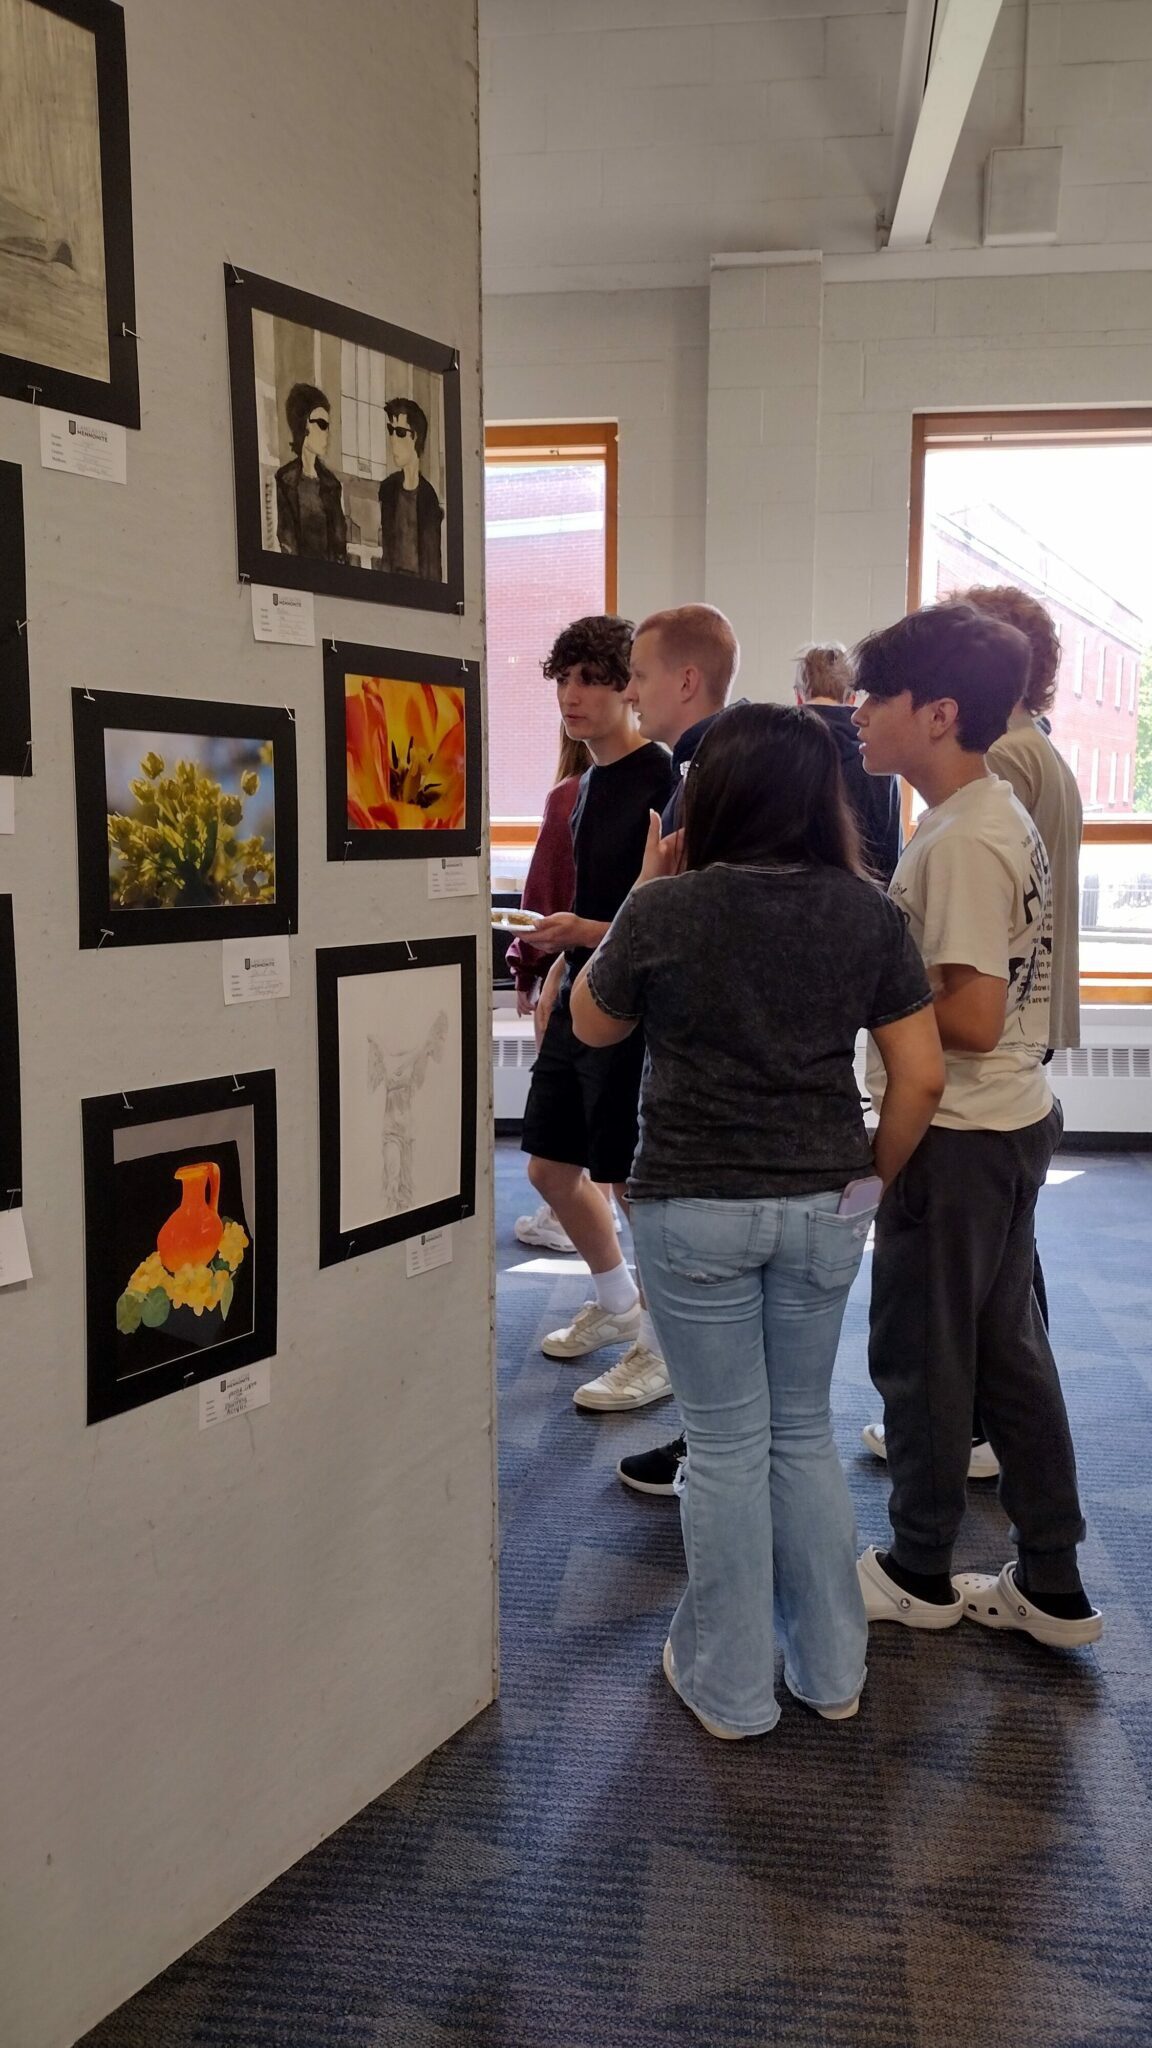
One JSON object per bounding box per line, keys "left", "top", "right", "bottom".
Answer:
{"left": 0, "top": 898, "right": 22, "bottom": 1209}
{"left": 323, "top": 641, "right": 482, "bottom": 861}
{"left": 224, "top": 267, "right": 464, "bottom": 615}
{"left": 82, "top": 1069, "right": 277, "bottom": 1422}
{"left": 0, "top": 0, "right": 139, "bottom": 427}
{"left": 316, "top": 936, "right": 477, "bottom": 1268}
{"left": 0, "top": 465, "right": 32, "bottom": 777}
{"left": 71, "top": 688, "right": 298, "bottom": 949}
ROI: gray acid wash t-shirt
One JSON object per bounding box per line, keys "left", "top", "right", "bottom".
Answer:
{"left": 585, "top": 863, "right": 931, "bottom": 1200}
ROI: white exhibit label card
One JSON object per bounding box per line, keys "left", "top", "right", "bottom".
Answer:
{"left": 199, "top": 1361, "right": 271, "bottom": 1429}
{"left": 39, "top": 407, "right": 127, "bottom": 485}
{"left": 221, "top": 936, "right": 291, "bottom": 1005}
{"left": 405, "top": 1225, "right": 453, "bottom": 1278}
{"left": 250, "top": 585, "right": 315, "bottom": 646}
{"left": 427, "top": 856, "right": 479, "bottom": 899}
{"left": 0, "top": 778, "right": 14, "bottom": 834}
{"left": 0, "top": 1208, "right": 33, "bottom": 1287}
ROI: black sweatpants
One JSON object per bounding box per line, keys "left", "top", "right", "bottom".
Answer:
{"left": 868, "top": 1104, "right": 1086, "bottom": 1598}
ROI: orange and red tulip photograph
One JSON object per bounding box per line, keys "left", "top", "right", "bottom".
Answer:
{"left": 344, "top": 674, "right": 468, "bottom": 834}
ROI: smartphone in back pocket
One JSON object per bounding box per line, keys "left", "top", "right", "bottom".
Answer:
{"left": 837, "top": 1175, "right": 883, "bottom": 1216}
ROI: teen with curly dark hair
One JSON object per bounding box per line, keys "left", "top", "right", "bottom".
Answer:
{"left": 956, "top": 584, "right": 1082, "bottom": 1053}
{"left": 521, "top": 615, "right": 674, "bottom": 1413}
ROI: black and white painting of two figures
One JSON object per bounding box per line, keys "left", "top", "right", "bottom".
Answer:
{"left": 254, "top": 309, "right": 448, "bottom": 582}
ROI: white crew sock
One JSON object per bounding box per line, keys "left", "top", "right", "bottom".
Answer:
{"left": 637, "top": 1308, "right": 662, "bottom": 1357}
{"left": 592, "top": 1262, "right": 639, "bottom": 1316}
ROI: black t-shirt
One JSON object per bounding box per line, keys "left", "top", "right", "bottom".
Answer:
{"left": 585, "top": 862, "right": 931, "bottom": 1198}
{"left": 810, "top": 704, "right": 902, "bottom": 885}
{"left": 563, "top": 742, "right": 674, "bottom": 991}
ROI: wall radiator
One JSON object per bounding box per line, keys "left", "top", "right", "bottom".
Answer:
{"left": 492, "top": 1010, "right": 1152, "bottom": 1137}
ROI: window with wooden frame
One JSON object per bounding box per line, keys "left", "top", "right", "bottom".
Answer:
{"left": 484, "top": 423, "right": 619, "bottom": 842}
{"left": 909, "top": 409, "right": 1152, "bottom": 1004}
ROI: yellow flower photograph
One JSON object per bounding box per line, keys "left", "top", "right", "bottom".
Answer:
{"left": 104, "top": 730, "right": 276, "bottom": 911}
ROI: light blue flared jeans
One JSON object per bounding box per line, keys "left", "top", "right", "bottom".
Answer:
{"left": 631, "top": 1193, "right": 872, "bottom": 1737}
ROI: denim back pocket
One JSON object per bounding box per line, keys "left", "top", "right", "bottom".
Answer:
{"left": 660, "top": 1199, "right": 770, "bottom": 1284}
{"left": 806, "top": 1206, "right": 876, "bottom": 1292}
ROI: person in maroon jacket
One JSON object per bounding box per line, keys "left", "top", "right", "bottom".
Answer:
{"left": 506, "top": 728, "right": 590, "bottom": 1019}
{"left": 509, "top": 729, "right": 595, "bottom": 1253}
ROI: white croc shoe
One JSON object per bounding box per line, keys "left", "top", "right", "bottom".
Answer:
{"left": 952, "top": 1564, "right": 1104, "bottom": 1648}
{"left": 541, "top": 1299, "right": 641, "bottom": 1360}
{"left": 862, "top": 1420, "right": 1000, "bottom": 1482}
{"left": 857, "top": 1546, "right": 964, "bottom": 1630}
{"left": 573, "top": 1341, "right": 672, "bottom": 1412}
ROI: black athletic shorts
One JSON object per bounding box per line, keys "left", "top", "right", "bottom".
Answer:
{"left": 520, "top": 999, "right": 645, "bottom": 1187}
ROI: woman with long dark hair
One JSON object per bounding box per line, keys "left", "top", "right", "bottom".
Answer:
{"left": 570, "top": 703, "right": 944, "bottom": 1738}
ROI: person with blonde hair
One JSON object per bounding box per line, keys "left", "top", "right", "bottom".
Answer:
{"left": 795, "top": 643, "right": 902, "bottom": 884}
{"left": 626, "top": 604, "right": 740, "bottom": 830}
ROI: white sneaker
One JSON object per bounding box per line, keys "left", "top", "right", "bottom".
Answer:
{"left": 541, "top": 1299, "right": 641, "bottom": 1360}
{"left": 514, "top": 1204, "right": 577, "bottom": 1253}
{"left": 862, "top": 1419, "right": 1000, "bottom": 1483}
{"left": 573, "top": 1340, "right": 672, "bottom": 1411}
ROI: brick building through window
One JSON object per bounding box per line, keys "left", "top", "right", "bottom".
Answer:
{"left": 924, "top": 501, "right": 1141, "bottom": 815}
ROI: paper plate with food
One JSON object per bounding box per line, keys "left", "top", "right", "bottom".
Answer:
{"left": 490, "top": 906, "right": 545, "bottom": 935}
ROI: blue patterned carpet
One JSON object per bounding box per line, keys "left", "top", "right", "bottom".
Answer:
{"left": 85, "top": 1141, "right": 1152, "bottom": 2048}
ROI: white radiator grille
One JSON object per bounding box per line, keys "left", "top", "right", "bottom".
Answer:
{"left": 1051, "top": 1047, "right": 1152, "bottom": 1082}
{"left": 494, "top": 1035, "right": 536, "bottom": 1070}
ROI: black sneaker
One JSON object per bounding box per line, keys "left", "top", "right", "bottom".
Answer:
{"left": 617, "top": 1434, "right": 686, "bottom": 1496}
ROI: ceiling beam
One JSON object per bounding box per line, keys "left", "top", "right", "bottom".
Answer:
{"left": 885, "top": 0, "right": 1004, "bottom": 254}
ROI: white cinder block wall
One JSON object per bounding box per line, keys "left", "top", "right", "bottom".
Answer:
{"left": 483, "top": 289, "right": 709, "bottom": 621}
{"left": 1, "top": 4, "right": 494, "bottom": 2045}
{"left": 480, "top": 0, "right": 1152, "bottom": 695}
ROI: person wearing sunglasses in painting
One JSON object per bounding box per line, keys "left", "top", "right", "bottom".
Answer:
{"left": 377, "top": 397, "right": 443, "bottom": 582}
{"left": 275, "top": 383, "right": 348, "bottom": 564}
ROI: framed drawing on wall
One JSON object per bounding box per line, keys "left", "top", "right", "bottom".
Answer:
{"left": 0, "top": 0, "right": 139, "bottom": 427}
{"left": 82, "top": 1069, "right": 278, "bottom": 1422}
{"left": 0, "top": 464, "right": 32, "bottom": 777}
{"left": 316, "top": 937, "right": 477, "bottom": 1268}
{"left": 71, "top": 688, "right": 299, "bottom": 949}
{"left": 224, "top": 267, "right": 464, "bottom": 615}
{"left": 0, "top": 896, "right": 21, "bottom": 1213}
{"left": 323, "top": 640, "right": 482, "bottom": 860}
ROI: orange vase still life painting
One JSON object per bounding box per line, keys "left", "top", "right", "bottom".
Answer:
{"left": 345, "top": 675, "right": 467, "bottom": 833}
{"left": 116, "top": 1156, "right": 250, "bottom": 1337}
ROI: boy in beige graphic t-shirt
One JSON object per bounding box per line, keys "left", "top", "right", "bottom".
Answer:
{"left": 852, "top": 602, "right": 1101, "bottom": 1650}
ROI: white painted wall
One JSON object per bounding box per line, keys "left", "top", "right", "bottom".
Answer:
{"left": 479, "top": 0, "right": 1152, "bottom": 293}
{"left": 483, "top": 287, "right": 709, "bottom": 617}
{"left": 484, "top": 262, "right": 1152, "bottom": 702}
{"left": 0, "top": 5, "right": 493, "bottom": 2045}
{"left": 481, "top": 0, "right": 1152, "bottom": 683}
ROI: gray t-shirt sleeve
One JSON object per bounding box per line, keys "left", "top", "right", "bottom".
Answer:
{"left": 868, "top": 898, "right": 935, "bottom": 1030}
{"left": 584, "top": 895, "right": 644, "bottom": 1020}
